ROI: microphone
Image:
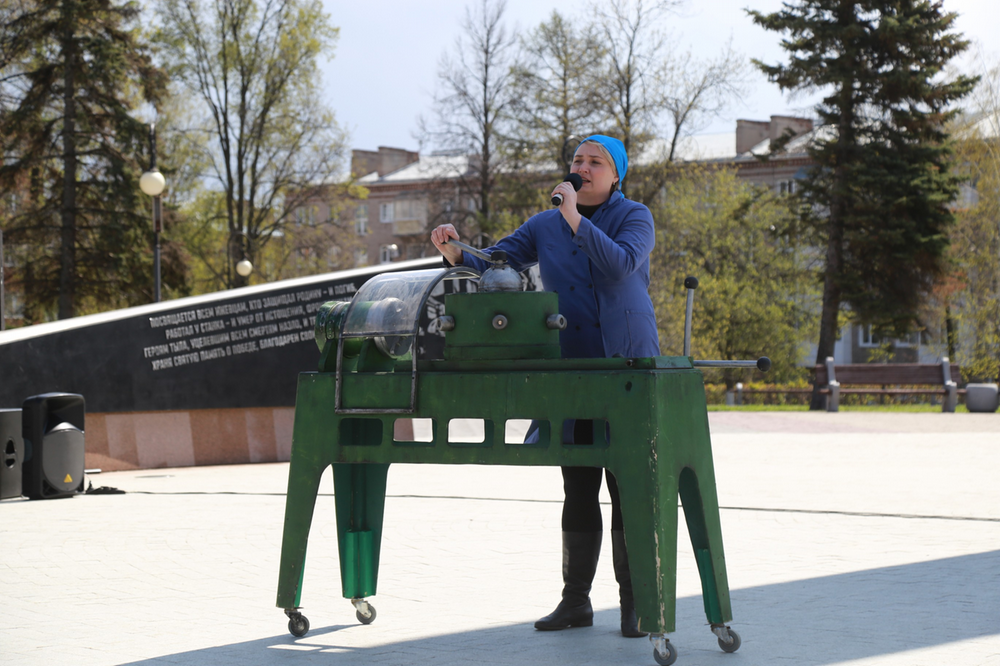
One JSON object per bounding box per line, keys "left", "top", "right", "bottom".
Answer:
{"left": 551, "top": 173, "right": 583, "bottom": 206}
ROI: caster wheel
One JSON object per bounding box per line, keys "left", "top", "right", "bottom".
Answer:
{"left": 356, "top": 604, "right": 376, "bottom": 625}
{"left": 288, "top": 614, "right": 310, "bottom": 637}
{"left": 718, "top": 628, "right": 741, "bottom": 653}
{"left": 653, "top": 642, "right": 677, "bottom": 666}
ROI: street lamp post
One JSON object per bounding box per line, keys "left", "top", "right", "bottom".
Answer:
{"left": 230, "top": 230, "right": 253, "bottom": 284}
{"left": 139, "top": 123, "right": 166, "bottom": 302}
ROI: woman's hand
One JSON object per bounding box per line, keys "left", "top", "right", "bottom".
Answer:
{"left": 551, "top": 181, "right": 582, "bottom": 233}
{"left": 430, "top": 223, "right": 464, "bottom": 265}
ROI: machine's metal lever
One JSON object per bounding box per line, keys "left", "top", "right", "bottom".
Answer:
{"left": 443, "top": 238, "right": 493, "bottom": 262}
{"left": 682, "top": 275, "right": 768, "bottom": 372}
{"left": 694, "top": 357, "right": 772, "bottom": 372}
{"left": 683, "top": 276, "right": 698, "bottom": 357}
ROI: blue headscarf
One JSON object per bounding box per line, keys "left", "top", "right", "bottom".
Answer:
{"left": 577, "top": 134, "right": 628, "bottom": 186}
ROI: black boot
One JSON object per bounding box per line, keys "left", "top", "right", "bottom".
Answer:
{"left": 612, "top": 530, "right": 647, "bottom": 638}
{"left": 534, "top": 531, "right": 602, "bottom": 630}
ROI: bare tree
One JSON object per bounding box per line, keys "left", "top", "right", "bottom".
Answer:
{"left": 592, "top": 0, "right": 748, "bottom": 201}
{"left": 662, "top": 40, "right": 750, "bottom": 161}
{"left": 592, "top": 0, "right": 679, "bottom": 161}
{"left": 419, "top": 0, "right": 518, "bottom": 237}
{"left": 158, "top": 0, "right": 348, "bottom": 288}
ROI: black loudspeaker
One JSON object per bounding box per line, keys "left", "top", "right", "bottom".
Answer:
{"left": 21, "top": 393, "right": 86, "bottom": 500}
{"left": 0, "top": 409, "right": 24, "bottom": 500}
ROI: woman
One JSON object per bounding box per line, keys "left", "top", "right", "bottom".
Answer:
{"left": 430, "top": 135, "right": 659, "bottom": 638}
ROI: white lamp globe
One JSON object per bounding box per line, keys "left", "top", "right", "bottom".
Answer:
{"left": 235, "top": 259, "right": 253, "bottom": 277}
{"left": 140, "top": 169, "right": 166, "bottom": 197}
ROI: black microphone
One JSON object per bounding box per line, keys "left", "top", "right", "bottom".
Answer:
{"left": 551, "top": 173, "right": 583, "bottom": 206}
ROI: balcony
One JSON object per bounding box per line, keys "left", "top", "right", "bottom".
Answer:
{"left": 392, "top": 218, "right": 426, "bottom": 236}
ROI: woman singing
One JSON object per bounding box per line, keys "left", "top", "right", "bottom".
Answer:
{"left": 430, "top": 135, "right": 659, "bottom": 638}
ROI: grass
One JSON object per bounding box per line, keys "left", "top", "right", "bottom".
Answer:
{"left": 707, "top": 403, "right": 972, "bottom": 413}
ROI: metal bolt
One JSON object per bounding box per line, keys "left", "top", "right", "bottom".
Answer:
{"left": 492, "top": 314, "right": 508, "bottom": 330}
{"left": 438, "top": 315, "right": 456, "bottom": 332}
{"left": 546, "top": 314, "right": 567, "bottom": 330}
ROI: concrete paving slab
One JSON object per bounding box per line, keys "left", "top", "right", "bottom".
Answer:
{"left": 1, "top": 412, "right": 999, "bottom": 665}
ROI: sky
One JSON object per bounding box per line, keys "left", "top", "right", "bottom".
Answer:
{"left": 318, "top": 0, "right": 1000, "bottom": 155}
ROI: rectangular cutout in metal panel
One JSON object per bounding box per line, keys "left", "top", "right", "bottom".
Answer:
{"left": 504, "top": 419, "right": 544, "bottom": 445}
{"left": 448, "top": 418, "right": 488, "bottom": 444}
{"left": 393, "top": 418, "right": 434, "bottom": 443}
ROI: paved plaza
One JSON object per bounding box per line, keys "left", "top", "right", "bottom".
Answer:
{"left": 2, "top": 411, "right": 1000, "bottom": 666}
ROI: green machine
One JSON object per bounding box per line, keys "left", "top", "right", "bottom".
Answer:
{"left": 276, "top": 245, "right": 769, "bottom": 665}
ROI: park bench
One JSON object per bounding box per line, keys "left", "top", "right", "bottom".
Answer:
{"left": 731, "top": 357, "right": 962, "bottom": 411}
{"left": 816, "top": 357, "right": 960, "bottom": 412}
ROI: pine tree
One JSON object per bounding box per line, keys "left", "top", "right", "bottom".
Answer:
{"left": 749, "top": 0, "right": 977, "bottom": 408}
{"left": 508, "top": 11, "right": 607, "bottom": 174}
{"left": 0, "top": 0, "right": 168, "bottom": 321}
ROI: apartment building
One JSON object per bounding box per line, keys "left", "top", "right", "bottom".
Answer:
{"left": 305, "top": 117, "right": 953, "bottom": 365}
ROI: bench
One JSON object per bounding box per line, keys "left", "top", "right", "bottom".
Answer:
{"left": 816, "top": 357, "right": 961, "bottom": 412}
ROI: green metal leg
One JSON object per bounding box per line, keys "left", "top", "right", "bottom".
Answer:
{"left": 616, "top": 459, "right": 679, "bottom": 636}
{"left": 332, "top": 463, "right": 390, "bottom": 599}
{"left": 276, "top": 452, "right": 327, "bottom": 609}
{"left": 679, "top": 466, "right": 732, "bottom": 625}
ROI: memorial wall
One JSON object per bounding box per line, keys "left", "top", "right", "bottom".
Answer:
{"left": 0, "top": 257, "right": 458, "bottom": 412}
{"left": 0, "top": 257, "right": 475, "bottom": 470}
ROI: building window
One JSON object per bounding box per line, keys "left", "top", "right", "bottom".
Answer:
{"left": 379, "top": 244, "right": 399, "bottom": 264}
{"left": 355, "top": 205, "right": 369, "bottom": 235}
{"left": 859, "top": 325, "right": 920, "bottom": 348}
{"left": 394, "top": 197, "right": 426, "bottom": 221}
{"left": 379, "top": 202, "right": 394, "bottom": 223}
{"left": 778, "top": 180, "right": 796, "bottom": 195}
{"left": 295, "top": 205, "right": 318, "bottom": 226}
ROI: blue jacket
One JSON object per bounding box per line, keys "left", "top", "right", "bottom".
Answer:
{"left": 461, "top": 191, "right": 660, "bottom": 359}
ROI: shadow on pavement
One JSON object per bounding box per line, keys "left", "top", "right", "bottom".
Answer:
{"left": 120, "top": 550, "right": 1000, "bottom": 666}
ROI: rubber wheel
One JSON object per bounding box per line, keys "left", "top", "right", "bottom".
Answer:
{"left": 356, "top": 604, "right": 377, "bottom": 625}
{"left": 288, "top": 614, "right": 310, "bottom": 637}
{"left": 653, "top": 642, "right": 678, "bottom": 666}
{"left": 718, "top": 628, "right": 741, "bottom": 653}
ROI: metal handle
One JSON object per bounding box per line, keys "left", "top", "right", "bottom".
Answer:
{"left": 693, "top": 357, "right": 772, "bottom": 373}
{"left": 683, "top": 276, "right": 698, "bottom": 357}
{"left": 681, "top": 276, "right": 768, "bottom": 373}
{"left": 443, "top": 238, "right": 492, "bottom": 262}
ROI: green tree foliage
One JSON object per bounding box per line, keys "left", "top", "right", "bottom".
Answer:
{"left": 947, "top": 62, "right": 1000, "bottom": 383}
{"left": 157, "top": 0, "right": 349, "bottom": 289}
{"left": 749, "top": 0, "right": 977, "bottom": 406}
{"left": 0, "top": 0, "right": 169, "bottom": 321}
{"left": 650, "top": 166, "right": 817, "bottom": 387}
